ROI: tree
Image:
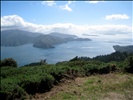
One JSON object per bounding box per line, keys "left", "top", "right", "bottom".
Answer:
{"left": 1, "top": 58, "right": 17, "bottom": 67}
{"left": 125, "top": 56, "right": 133, "bottom": 73}
{"left": 40, "top": 59, "right": 47, "bottom": 65}
{"left": 70, "top": 56, "right": 79, "bottom": 61}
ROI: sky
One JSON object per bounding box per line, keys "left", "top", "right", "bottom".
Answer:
{"left": 1, "top": 1, "right": 133, "bottom": 44}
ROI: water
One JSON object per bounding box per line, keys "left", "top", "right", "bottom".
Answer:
{"left": 1, "top": 40, "right": 131, "bottom": 67}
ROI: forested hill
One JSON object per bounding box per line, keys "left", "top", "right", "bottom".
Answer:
{"left": 1, "top": 29, "right": 91, "bottom": 49}
{"left": 71, "top": 45, "right": 133, "bottom": 63}
{"left": 113, "top": 45, "right": 133, "bottom": 53}
{"left": 1, "top": 29, "right": 40, "bottom": 46}
{"left": 70, "top": 51, "right": 132, "bottom": 63}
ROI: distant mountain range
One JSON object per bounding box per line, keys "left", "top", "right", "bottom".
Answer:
{"left": 1, "top": 29, "right": 91, "bottom": 49}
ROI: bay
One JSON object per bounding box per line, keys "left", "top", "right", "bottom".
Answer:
{"left": 1, "top": 40, "right": 130, "bottom": 67}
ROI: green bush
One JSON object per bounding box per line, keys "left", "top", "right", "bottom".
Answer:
{"left": 1, "top": 58, "right": 17, "bottom": 68}
{"left": 125, "top": 56, "right": 133, "bottom": 73}
{"left": 19, "top": 73, "right": 54, "bottom": 94}
{"left": 0, "top": 77, "right": 27, "bottom": 100}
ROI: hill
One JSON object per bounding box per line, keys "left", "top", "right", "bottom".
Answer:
{"left": 1, "top": 29, "right": 91, "bottom": 49}
{"left": 113, "top": 45, "right": 133, "bottom": 53}
{"left": 49, "top": 32, "right": 77, "bottom": 39}
{"left": 33, "top": 33, "right": 91, "bottom": 49}
{"left": 1, "top": 29, "right": 39, "bottom": 46}
{"left": 33, "top": 35, "right": 66, "bottom": 49}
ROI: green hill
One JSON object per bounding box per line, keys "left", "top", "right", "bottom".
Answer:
{"left": 1, "top": 29, "right": 37, "bottom": 46}
{"left": 33, "top": 35, "right": 66, "bottom": 49}
{"left": 113, "top": 45, "right": 133, "bottom": 53}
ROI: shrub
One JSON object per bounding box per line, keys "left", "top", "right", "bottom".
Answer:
{"left": 19, "top": 73, "right": 54, "bottom": 94}
{"left": 125, "top": 56, "right": 133, "bottom": 73}
{"left": 38, "top": 74, "right": 54, "bottom": 93}
{"left": 0, "top": 77, "right": 27, "bottom": 100}
{"left": 1, "top": 58, "right": 17, "bottom": 67}
{"left": 99, "top": 66, "right": 110, "bottom": 74}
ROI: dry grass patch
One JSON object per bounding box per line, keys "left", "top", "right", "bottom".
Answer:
{"left": 32, "top": 73, "right": 133, "bottom": 100}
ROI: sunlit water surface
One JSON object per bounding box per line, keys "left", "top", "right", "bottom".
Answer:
{"left": 1, "top": 40, "right": 131, "bottom": 67}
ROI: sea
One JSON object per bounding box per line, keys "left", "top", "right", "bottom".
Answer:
{"left": 1, "top": 40, "right": 131, "bottom": 67}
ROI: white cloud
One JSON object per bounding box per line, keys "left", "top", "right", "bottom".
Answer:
{"left": 41, "top": 1, "right": 73, "bottom": 12}
{"left": 89, "top": 1, "right": 99, "bottom": 3}
{"left": 59, "top": 4, "right": 72, "bottom": 12}
{"left": 85, "top": 1, "right": 104, "bottom": 4}
{"left": 1, "top": 15, "right": 25, "bottom": 27}
{"left": 59, "top": 1, "right": 73, "bottom": 12}
{"left": 106, "top": 14, "right": 129, "bottom": 20}
{"left": 42, "top": 1, "right": 56, "bottom": 6}
{"left": 1, "top": 15, "right": 132, "bottom": 43}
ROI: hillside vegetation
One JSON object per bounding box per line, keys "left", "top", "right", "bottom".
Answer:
{"left": 0, "top": 51, "right": 133, "bottom": 100}
{"left": 113, "top": 45, "right": 133, "bottom": 53}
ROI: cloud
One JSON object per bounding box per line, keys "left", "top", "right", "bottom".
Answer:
{"left": 41, "top": 1, "right": 73, "bottom": 12}
{"left": 89, "top": 1, "right": 99, "bottom": 3}
{"left": 1, "top": 15, "right": 46, "bottom": 32}
{"left": 106, "top": 14, "right": 129, "bottom": 20}
{"left": 42, "top": 1, "right": 56, "bottom": 6}
{"left": 1, "top": 15, "right": 132, "bottom": 43}
{"left": 59, "top": 4, "right": 72, "bottom": 12}
{"left": 85, "top": 1, "right": 104, "bottom": 4}
{"left": 59, "top": 1, "right": 72, "bottom": 12}
{"left": 1, "top": 15, "right": 25, "bottom": 27}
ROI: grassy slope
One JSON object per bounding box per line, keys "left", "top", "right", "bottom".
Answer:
{"left": 1, "top": 54, "right": 133, "bottom": 100}
{"left": 47, "top": 73, "right": 133, "bottom": 100}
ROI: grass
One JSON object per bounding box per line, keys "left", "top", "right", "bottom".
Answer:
{"left": 50, "top": 73, "right": 133, "bottom": 100}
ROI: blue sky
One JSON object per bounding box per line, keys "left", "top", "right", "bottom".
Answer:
{"left": 1, "top": 1, "right": 132, "bottom": 25}
{"left": 1, "top": 1, "right": 133, "bottom": 44}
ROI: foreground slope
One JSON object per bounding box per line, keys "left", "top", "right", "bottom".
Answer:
{"left": 34, "top": 73, "right": 133, "bottom": 100}
{"left": 1, "top": 51, "right": 133, "bottom": 100}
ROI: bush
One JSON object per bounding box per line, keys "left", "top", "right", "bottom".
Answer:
{"left": 19, "top": 73, "right": 54, "bottom": 94}
{"left": 1, "top": 58, "right": 17, "bottom": 67}
{"left": 0, "top": 77, "right": 27, "bottom": 100}
{"left": 125, "top": 56, "right": 133, "bottom": 73}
